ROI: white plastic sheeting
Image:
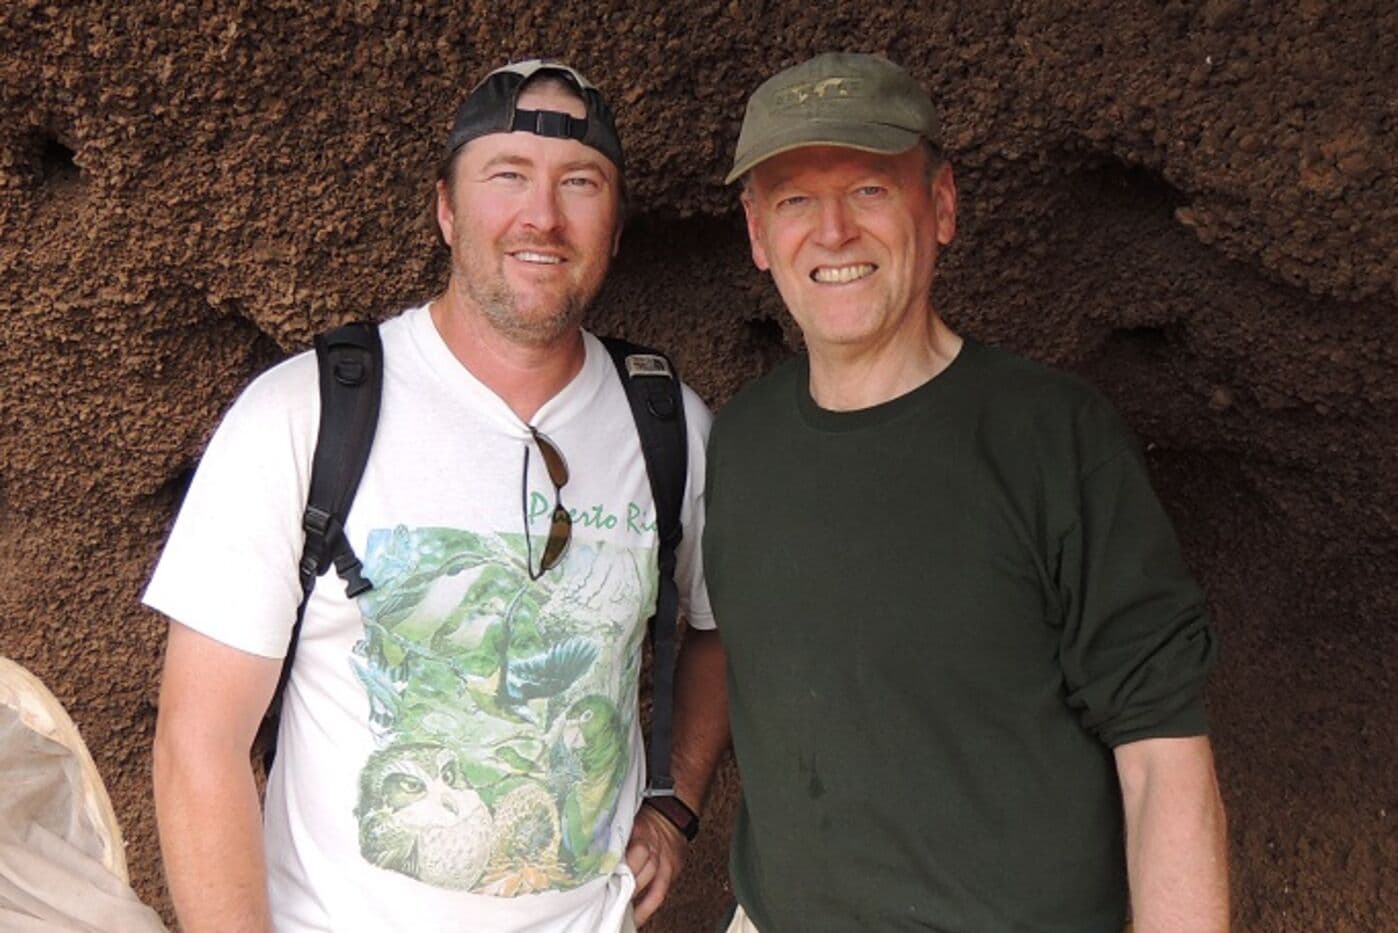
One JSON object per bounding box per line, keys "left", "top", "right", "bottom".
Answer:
{"left": 0, "top": 656, "right": 166, "bottom": 932}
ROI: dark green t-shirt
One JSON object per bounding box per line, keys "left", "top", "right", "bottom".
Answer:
{"left": 704, "top": 340, "right": 1216, "bottom": 932}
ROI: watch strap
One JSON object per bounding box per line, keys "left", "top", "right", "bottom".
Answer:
{"left": 642, "top": 794, "right": 700, "bottom": 842}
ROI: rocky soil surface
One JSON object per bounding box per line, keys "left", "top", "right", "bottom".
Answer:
{"left": 1, "top": 3, "right": 1393, "bottom": 930}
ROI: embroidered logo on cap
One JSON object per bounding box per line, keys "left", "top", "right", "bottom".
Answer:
{"left": 772, "top": 76, "right": 867, "bottom": 110}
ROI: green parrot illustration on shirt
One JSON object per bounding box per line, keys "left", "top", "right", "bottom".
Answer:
{"left": 557, "top": 695, "right": 626, "bottom": 873}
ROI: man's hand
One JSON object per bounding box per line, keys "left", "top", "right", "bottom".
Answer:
{"left": 626, "top": 801, "right": 689, "bottom": 926}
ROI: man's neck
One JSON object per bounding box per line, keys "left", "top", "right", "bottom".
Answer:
{"left": 429, "top": 291, "right": 586, "bottom": 424}
{"left": 806, "top": 313, "right": 963, "bottom": 412}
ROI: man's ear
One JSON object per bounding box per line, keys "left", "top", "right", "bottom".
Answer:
{"left": 435, "top": 179, "right": 455, "bottom": 247}
{"left": 741, "top": 192, "right": 771, "bottom": 272}
{"left": 932, "top": 162, "right": 957, "bottom": 246}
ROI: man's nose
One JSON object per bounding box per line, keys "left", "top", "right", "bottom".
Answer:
{"left": 522, "top": 182, "right": 564, "bottom": 232}
{"left": 814, "top": 198, "right": 856, "bottom": 249}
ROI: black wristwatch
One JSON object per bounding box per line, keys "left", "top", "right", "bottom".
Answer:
{"left": 642, "top": 794, "right": 700, "bottom": 841}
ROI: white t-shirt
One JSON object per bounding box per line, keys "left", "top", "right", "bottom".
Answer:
{"left": 144, "top": 305, "right": 714, "bottom": 932}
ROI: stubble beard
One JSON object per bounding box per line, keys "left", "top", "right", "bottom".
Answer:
{"left": 454, "top": 242, "right": 597, "bottom": 348}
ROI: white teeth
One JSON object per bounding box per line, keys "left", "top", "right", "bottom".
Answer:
{"left": 513, "top": 251, "right": 563, "bottom": 264}
{"left": 811, "top": 263, "right": 875, "bottom": 284}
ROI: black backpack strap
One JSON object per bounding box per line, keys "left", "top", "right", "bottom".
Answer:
{"left": 298, "top": 322, "right": 383, "bottom": 602}
{"left": 600, "top": 336, "right": 688, "bottom": 800}
{"left": 259, "top": 322, "right": 383, "bottom": 770}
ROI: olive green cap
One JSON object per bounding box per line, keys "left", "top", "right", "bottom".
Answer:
{"left": 726, "top": 52, "right": 938, "bottom": 184}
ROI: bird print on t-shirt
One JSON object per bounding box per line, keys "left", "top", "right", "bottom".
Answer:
{"left": 351, "top": 526, "right": 652, "bottom": 894}
{"left": 556, "top": 695, "right": 626, "bottom": 874}
{"left": 356, "top": 742, "right": 494, "bottom": 889}
{"left": 464, "top": 586, "right": 598, "bottom": 726}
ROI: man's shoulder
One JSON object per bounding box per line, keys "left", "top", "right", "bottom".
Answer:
{"left": 967, "top": 340, "right": 1099, "bottom": 404}
{"left": 580, "top": 330, "right": 714, "bottom": 431}
{"left": 711, "top": 356, "right": 803, "bottom": 434}
{"left": 964, "top": 340, "right": 1137, "bottom": 469}
{"left": 223, "top": 305, "right": 418, "bottom": 427}
{"left": 961, "top": 339, "right": 1118, "bottom": 424}
{"left": 227, "top": 346, "right": 319, "bottom": 426}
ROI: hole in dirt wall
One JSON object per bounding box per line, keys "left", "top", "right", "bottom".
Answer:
{"left": 36, "top": 134, "right": 78, "bottom": 184}
{"left": 6, "top": 127, "right": 83, "bottom": 191}
{"left": 1063, "top": 151, "right": 1187, "bottom": 217}
{"left": 744, "top": 316, "right": 790, "bottom": 376}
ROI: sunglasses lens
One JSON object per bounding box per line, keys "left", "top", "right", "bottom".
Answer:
{"left": 534, "top": 433, "right": 569, "bottom": 488}
{"left": 540, "top": 505, "right": 572, "bottom": 570}
{"left": 524, "top": 428, "right": 573, "bottom": 579}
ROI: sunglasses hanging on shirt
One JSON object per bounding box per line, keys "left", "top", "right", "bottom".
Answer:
{"left": 522, "top": 426, "right": 573, "bottom": 581}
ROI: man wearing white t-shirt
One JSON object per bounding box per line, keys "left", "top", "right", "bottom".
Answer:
{"left": 147, "top": 60, "right": 729, "bottom": 933}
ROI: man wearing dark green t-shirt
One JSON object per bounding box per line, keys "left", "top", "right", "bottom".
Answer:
{"left": 703, "top": 52, "right": 1229, "bottom": 932}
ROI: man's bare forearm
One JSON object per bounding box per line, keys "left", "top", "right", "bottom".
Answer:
{"left": 628, "top": 627, "right": 730, "bottom": 923}
{"left": 1116, "top": 735, "right": 1229, "bottom": 932}
{"left": 669, "top": 626, "right": 730, "bottom": 812}
{"left": 153, "top": 622, "right": 281, "bottom": 933}
{"left": 153, "top": 729, "right": 271, "bottom": 932}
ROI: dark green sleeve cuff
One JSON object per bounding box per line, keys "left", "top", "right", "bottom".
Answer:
{"left": 1100, "top": 692, "right": 1211, "bottom": 748}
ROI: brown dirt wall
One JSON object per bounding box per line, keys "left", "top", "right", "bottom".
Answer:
{"left": 1, "top": 2, "right": 1393, "bottom": 930}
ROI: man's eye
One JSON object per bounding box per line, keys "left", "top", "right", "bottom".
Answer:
{"left": 491, "top": 171, "right": 525, "bottom": 182}
{"left": 776, "top": 195, "right": 808, "bottom": 209}
{"left": 563, "top": 176, "right": 600, "bottom": 189}
{"left": 856, "top": 185, "right": 886, "bottom": 197}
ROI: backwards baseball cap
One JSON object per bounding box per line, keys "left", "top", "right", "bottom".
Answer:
{"left": 726, "top": 52, "right": 938, "bottom": 184}
{"left": 446, "top": 59, "right": 625, "bottom": 173}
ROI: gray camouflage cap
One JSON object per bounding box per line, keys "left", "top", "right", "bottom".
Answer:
{"left": 726, "top": 52, "right": 938, "bottom": 184}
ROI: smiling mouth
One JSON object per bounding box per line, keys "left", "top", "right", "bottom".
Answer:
{"left": 510, "top": 250, "right": 565, "bottom": 265}
{"left": 811, "top": 263, "right": 876, "bottom": 284}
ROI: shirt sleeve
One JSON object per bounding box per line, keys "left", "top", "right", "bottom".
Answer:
{"left": 675, "top": 382, "right": 716, "bottom": 631}
{"left": 142, "top": 354, "right": 318, "bottom": 658}
{"left": 1054, "top": 420, "right": 1218, "bottom": 748}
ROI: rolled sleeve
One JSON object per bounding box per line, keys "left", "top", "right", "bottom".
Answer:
{"left": 1055, "top": 445, "right": 1218, "bottom": 748}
